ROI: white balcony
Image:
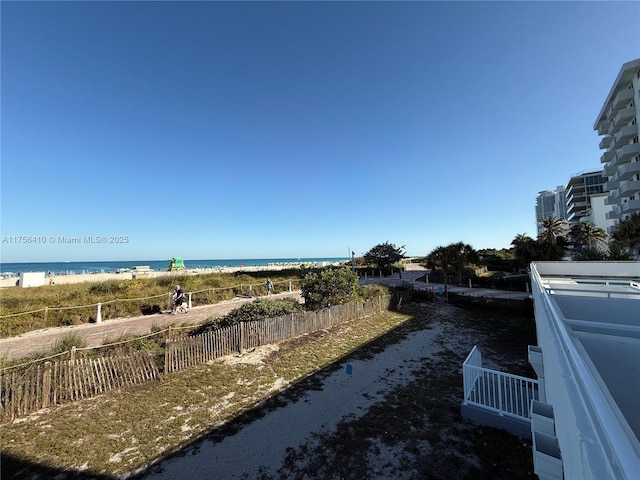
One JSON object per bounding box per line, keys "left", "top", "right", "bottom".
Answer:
{"left": 605, "top": 208, "right": 620, "bottom": 220}
{"left": 616, "top": 143, "right": 640, "bottom": 163}
{"left": 601, "top": 149, "right": 616, "bottom": 164}
{"left": 619, "top": 180, "right": 640, "bottom": 196}
{"left": 604, "top": 174, "right": 620, "bottom": 191}
{"left": 614, "top": 125, "right": 638, "bottom": 148}
{"left": 605, "top": 190, "right": 620, "bottom": 205}
{"left": 619, "top": 161, "right": 640, "bottom": 181}
{"left": 621, "top": 198, "right": 640, "bottom": 214}
{"left": 530, "top": 262, "right": 640, "bottom": 480}
{"left": 600, "top": 135, "right": 614, "bottom": 150}
{"left": 597, "top": 120, "right": 612, "bottom": 136}
{"left": 612, "top": 107, "right": 636, "bottom": 128}
{"left": 604, "top": 162, "right": 619, "bottom": 177}
{"left": 612, "top": 88, "right": 635, "bottom": 110}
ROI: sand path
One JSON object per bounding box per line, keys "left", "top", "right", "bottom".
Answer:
{"left": 140, "top": 321, "right": 449, "bottom": 479}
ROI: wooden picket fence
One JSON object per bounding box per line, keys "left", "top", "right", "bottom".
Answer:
{"left": 165, "top": 295, "right": 391, "bottom": 372}
{"left": 1, "top": 291, "right": 410, "bottom": 423}
{"left": 0, "top": 350, "right": 160, "bottom": 423}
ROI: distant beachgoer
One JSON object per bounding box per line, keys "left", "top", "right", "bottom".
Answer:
{"left": 170, "top": 288, "right": 177, "bottom": 313}
{"left": 266, "top": 279, "right": 273, "bottom": 296}
{"left": 172, "top": 285, "right": 184, "bottom": 314}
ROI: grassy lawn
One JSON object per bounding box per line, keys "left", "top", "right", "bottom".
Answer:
{"left": 1, "top": 300, "right": 536, "bottom": 479}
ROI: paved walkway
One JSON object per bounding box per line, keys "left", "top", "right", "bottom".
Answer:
{"left": 0, "top": 273, "right": 529, "bottom": 361}
{"left": 0, "top": 292, "right": 302, "bottom": 360}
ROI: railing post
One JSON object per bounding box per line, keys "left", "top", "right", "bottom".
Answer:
{"left": 188, "top": 293, "right": 192, "bottom": 308}
{"left": 96, "top": 303, "right": 102, "bottom": 323}
{"left": 289, "top": 280, "right": 292, "bottom": 292}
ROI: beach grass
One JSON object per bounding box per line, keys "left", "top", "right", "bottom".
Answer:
{"left": 0, "top": 301, "right": 535, "bottom": 479}
{"left": 0, "top": 270, "right": 305, "bottom": 337}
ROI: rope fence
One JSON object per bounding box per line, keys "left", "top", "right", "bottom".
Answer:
{"left": 0, "top": 279, "right": 302, "bottom": 331}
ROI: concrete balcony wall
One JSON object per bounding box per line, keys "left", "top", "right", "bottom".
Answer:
{"left": 616, "top": 143, "right": 640, "bottom": 163}
{"left": 619, "top": 180, "right": 640, "bottom": 195}
{"left": 619, "top": 161, "right": 640, "bottom": 181}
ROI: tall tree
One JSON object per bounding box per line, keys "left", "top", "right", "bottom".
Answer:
{"left": 510, "top": 234, "right": 537, "bottom": 269}
{"left": 611, "top": 213, "right": 640, "bottom": 258}
{"left": 363, "top": 242, "right": 406, "bottom": 272}
{"left": 426, "top": 242, "right": 477, "bottom": 279}
{"left": 569, "top": 222, "right": 607, "bottom": 250}
{"left": 538, "top": 217, "right": 568, "bottom": 244}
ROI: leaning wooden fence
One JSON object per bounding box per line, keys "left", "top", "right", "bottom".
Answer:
{"left": 1, "top": 292, "right": 408, "bottom": 423}
{"left": 165, "top": 295, "right": 392, "bottom": 373}
{"left": 0, "top": 350, "right": 160, "bottom": 423}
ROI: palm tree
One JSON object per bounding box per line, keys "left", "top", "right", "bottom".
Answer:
{"left": 511, "top": 233, "right": 536, "bottom": 269}
{"left": 538, "top": 217, "right": 568, "bottom": 244}
{"left": 611, "top": 213, "right": 640, "bottom": 258}
{"left": 569, "top": 222, "right": 607, "bottom": 250}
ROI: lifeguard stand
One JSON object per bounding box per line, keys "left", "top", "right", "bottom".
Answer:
{"left": 168, "top": 257, "right": 185, "bottom": 271}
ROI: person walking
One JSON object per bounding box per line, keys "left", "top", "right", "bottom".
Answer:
{"left": 266, "top": 278, "right": 273, "bottom": 296}
{"left": 172, "top": 285, "right": 184, "bottom": 314}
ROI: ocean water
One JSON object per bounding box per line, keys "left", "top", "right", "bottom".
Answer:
{"left": 0, "top": 258, "right": 349, "bottom": 276}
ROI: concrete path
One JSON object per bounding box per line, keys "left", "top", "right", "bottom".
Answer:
{"left": 0, "top": 271, "right": 529, "bottom": 361}
{"left": 0, "top": 292, "right": 302, "bottom": 360}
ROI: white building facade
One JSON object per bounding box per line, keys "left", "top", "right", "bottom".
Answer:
{"left": 594, "top": 58, "right": 640, "bottom": 234}
{"left": 535, "top": 187, "right": 567, "bottom": 236}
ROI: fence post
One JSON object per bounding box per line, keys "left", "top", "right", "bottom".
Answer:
{"left": 188, "top": 293, "right": 192, "bottom": 308}
{"left": 248, "top": 285, "right": 252, "bottom": 297}
{"left": 70, "top": 347, "right": 76, "bottom": 362}
{"left": 44, "top": 306, "right": 48, "bottom": 324}
{"left": 164, "top": 326, "right": 171, "bottom": 373}
{"left": 42, "top": 361, "right": 52, "bottom": 408}
{"left": 96, "top": 303, "right": 102, "bottom": 323}
{"left": 239, "top": 322, "right": 245, "bottom": 353}
{"left": 289, "top": 280, "right": 292, "bottom": 292}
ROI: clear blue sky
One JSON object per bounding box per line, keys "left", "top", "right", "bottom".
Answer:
{"left": 2, "top": 1, "right": 639, "bottom": 263}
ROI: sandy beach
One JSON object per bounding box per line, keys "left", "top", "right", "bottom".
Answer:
{"left": 0, "top": 264, "right": 312, "bottom": 289}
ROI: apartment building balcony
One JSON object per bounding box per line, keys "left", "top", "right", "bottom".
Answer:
{"left": 604, "top": 161, "right": 619, "bottom": 178}
{"left": 600, "top": 135, "right": 614, "bottom": 150}
{"left": 597, "top": 120, "right": 612, "bottom": 136}
{"left": 604, "top": 174, "right": 620, "bottom": 191}
{"left": 614, "top": 125, "right": 639, "bottom": 148}
{"left": 617, "top": 143, "right": 640, "bottom": 163}
{"left": 612, "top": 87, "right": 635, "bottom": 110}
{"left": 620, "top": 180, "right": 640, "bottom": 196}
{"left": 621, "top": 198, "right": 640, "bottom": 214}
{"left": 601, "top": 149, "right": 616, "bottom": 164}
{"left": 619, "top": 161, "right": 640, "bottom": 181}
{"left": 606, "top": 208, "right": 622, "bottom": 220}
{"left": 529, "top": 262, "right": 640, "bottom": 480}
{"left": 605, "top": 190, "right": 620, "bottom": 206}
{"left": 462, "top": 345, "right": 539, "bottom": 439}
{"left": 612, "top": 106, "right": 636, "bottom": 128}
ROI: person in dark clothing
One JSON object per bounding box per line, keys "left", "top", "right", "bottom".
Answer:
{"left": 172, "top": 285, "right": 184, "bottom": 314}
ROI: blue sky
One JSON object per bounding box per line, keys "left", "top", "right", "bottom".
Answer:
{"left": 1, "top": 1, "right": 639, "bottom": 263}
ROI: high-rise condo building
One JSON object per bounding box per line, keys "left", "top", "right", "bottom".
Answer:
{"left": 594, "top": 58, "right": 640, "bottom": 234}
{"left": 535, "top": 187, "right": 567, "bottom": 236}
{"left": 565, "top": 169, "right": 606, "bottom": 227}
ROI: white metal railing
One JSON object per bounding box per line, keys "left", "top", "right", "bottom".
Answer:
{"left": 463, "top": 345, "right": 539, "bottom": 421}
{"left": 530, "top": 263, "right": 640, "bottom": 478}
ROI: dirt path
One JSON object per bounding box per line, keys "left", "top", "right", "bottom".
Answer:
{"left": 137, "top": 304, "right": 534, "bottom": 480}
{"left": 0, "top": 292, "right": 302, "bottom": 360}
